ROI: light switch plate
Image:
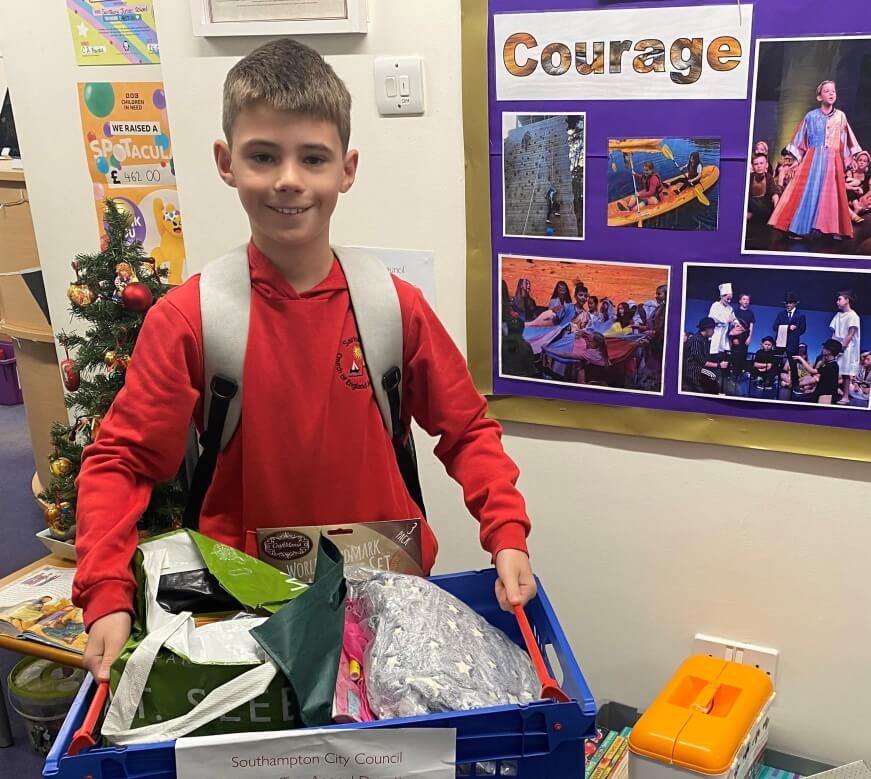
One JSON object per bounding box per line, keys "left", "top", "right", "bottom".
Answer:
{"left": 374, "top": 56, "right": 424, "bottom": 116}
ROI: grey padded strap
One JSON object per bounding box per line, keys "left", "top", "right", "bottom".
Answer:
{"left": 199, "top": 245, "right": 250, "bottom": 450}
{"left": 199, "top": 245, "right": 401, "bottom": 450}
{"left": 334, "top": 246, "right": 402, "bottom": 439}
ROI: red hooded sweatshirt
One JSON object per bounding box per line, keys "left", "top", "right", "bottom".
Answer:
{"left": 73, "top": 243, "right": 530, "bottom": 628}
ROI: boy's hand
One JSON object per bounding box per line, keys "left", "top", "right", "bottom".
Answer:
{"left": 494, "top": 549, "right": 537, "bottom": 611}
{"left": 84, "top": 611, "right": 132, "bottom": 682}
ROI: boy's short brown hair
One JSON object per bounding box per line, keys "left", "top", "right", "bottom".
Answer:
{"left": 222, "top": 38, "right": 351, "bottom": 150}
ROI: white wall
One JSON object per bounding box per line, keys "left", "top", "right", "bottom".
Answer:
{"left": 1, "top": 0, "right": 869, "bottom": 764}
{"left": 0, "top": 50, "right": 7, "bottom": 101}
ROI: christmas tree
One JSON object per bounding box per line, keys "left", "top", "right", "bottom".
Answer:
{"left": 39, "top": 199, "right": 186, "bottom": 541}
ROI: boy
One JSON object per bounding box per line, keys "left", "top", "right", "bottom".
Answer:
{"left": 794, "top": 339, "right": 843, "bottom": 404}
{"left": 73, "top": 39, "right": 535, "bottom": 682}
{"left": 751, "top": 336, "right": 778, "bottom": 388}
{"left": 772, "top": 291, "right": 806, "bottom": 389}
{"left": 682, "top": 317, "right": 726, "bottom": 394}
{"left": 746, "top": 153, "right": 781, "bottom": 224}
{"left": 729, "top": 292, "right": 754, "bottom": 378}
{"left": 829, "top": 290, "right": 860, "bottom": 405}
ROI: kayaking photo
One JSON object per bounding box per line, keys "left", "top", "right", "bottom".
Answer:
{"left": 743, "top": 36, "right": 871, "bottom": 260}
{"left": 502, "top": 113, "right": 585, "bottom": 240}
{"left": 680, "top": 263, "right": 871, "bottom": 409}
{"left": 607, "top": 137, "right": 720, "bottom": 230}
{"left": 499, "top": 255, "right": 669, "bottom": 395}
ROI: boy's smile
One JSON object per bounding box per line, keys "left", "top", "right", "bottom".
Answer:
{"left": 214, "top": 104, "right": 358, "bottom": 274}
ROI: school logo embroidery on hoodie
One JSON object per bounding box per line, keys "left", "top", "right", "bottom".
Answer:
{"left": 335, "top": 336, "right": 370, "bottom": 390}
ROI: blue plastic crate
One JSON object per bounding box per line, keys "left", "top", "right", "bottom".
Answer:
{"left": 44, "top": 569, "right": 596, "bottom": 778}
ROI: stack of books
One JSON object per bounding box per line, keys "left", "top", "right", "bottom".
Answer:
{"left": 585, "top": 726, "right": 633, "bottom": 779}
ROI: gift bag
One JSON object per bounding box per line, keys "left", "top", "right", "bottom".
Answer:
{"left": 101, "top": 530, "right": 345, "bottom": 745}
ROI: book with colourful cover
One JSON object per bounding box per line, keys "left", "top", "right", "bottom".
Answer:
{"left": 586, "top": 730, "right": 618, "bottom": 779}
{"left": 605, "top": 726, "right": 634, "bottom": 779}
{"left": 609, "top": 749, "right": 630, "bottom": 779}
{"left": 585, "top": 727, "right": 608, "bottom": 764}
{"left": 591, "top": 735, "right": 628, "bottom": 779}
{"left": 0, "top": 566, "right": 86, "bottom": 654}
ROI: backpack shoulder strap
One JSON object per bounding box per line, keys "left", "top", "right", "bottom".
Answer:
{"left": 333, "top": 246, "right": 402, "bottom": 438}
{"left": 334, "top": 247, "right": 426, "bottom": 516}
{"left": 199, "top": 244, "right": 250, "bottom": 450}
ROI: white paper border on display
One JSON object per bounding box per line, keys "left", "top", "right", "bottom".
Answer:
{"left": 175, "top": 726, "right": 457, "bottom": 779}
{"left": 678, "top": 261, "right": 871, "bottom": 410}
{"left": 189, "top": 0, "right": 367, "bottom": 36}
{"left": 498, "top": 254, "right": 671, "bottom": 397}
{"left": 493, "top": 4, "right": 753, "bottom": 101}
{"left": 741, "top": 35, "right": 871, "bottom": 261}
{"left": 501, "top": 112, "right": 586, "bottom": 242}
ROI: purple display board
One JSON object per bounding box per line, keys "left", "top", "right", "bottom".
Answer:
{"left": 489, "top": 0, "right": 871, "bottom": 433}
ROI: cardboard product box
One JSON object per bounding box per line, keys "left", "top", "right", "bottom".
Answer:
{"left": 257, "top": 520, "right": 423, "bottom": 582}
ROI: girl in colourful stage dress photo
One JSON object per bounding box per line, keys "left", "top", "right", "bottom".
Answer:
{"left": 768, "top": 80, "right": 862, "bottom": 240}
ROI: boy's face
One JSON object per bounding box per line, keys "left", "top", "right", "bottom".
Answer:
{"left": 214, "top": 104, "right": 358, "bottom": 257}
{"left": 837, "top": 294, "right": 849, "bottom": 310}
{"left": 762, "top": 340, "right": 773, "bottom": 351}
{"left": 751, "top": 157, "right": 768, "bottom": 175}
{"left": 818, "top": 82, "right": 837, "bottom": 107}
{"left": 738, "top": 294, "right": 750, "bottom": 308}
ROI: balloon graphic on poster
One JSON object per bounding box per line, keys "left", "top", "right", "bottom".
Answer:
{"left": 83, "top": 83, "right": 115, "bottom": 118}
{"left": 153, "top": 89, "right": 166, "bottom": 110}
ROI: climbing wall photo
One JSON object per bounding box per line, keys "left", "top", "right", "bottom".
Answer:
{"left": 502, "top": 113, "right": 585, "bottom": 240}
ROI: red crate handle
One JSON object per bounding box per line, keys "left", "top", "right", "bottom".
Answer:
{"left": 68, "top": 680, "right": 109, "bottom": 756}
{"left": 513, "top": 604, "right": 570, "bottom": 702}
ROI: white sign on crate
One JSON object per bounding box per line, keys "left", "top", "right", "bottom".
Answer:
{"left": 175, "top": 726, "right": 457, "bottom": 779}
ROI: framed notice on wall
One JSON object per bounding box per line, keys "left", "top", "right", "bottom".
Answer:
{"left": 463, "top": 0, "right": 871, "bottom": 461}
{"left": 188, "top": 0, "right": 368, "bottom": 36}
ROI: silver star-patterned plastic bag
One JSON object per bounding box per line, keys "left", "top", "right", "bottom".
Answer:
{"left": 347, "top": 568, "right": 540, "bottom": 719}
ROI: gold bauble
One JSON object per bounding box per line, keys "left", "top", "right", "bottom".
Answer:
{"left": 104, "top": 350, "right": 117, "bottom": 367}
{"left": 67, "top": 283, "right": 96, "bottom": 307}
{"left": 43, "top": 504, "right": 61, "bottom": 523}
{"left": 50, "top": 457, "right": 74, "bottom": 478}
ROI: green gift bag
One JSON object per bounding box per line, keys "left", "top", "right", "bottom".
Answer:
{"left": 101, "top": 529, "right": 345, "bottom": 745}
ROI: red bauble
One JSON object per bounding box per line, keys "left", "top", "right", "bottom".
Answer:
{"left": 61, "top": 358, "right": 80, "bottom": 391}
{"left": 121, "top": 282, "right": 154, "bottom": 311}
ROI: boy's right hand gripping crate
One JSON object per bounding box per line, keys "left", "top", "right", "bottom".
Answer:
{"left": 629, "top": 656, "right": 775, "bottom": 779}
{"left": 44, "top": 569, "right": 597, "bottom": 779}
